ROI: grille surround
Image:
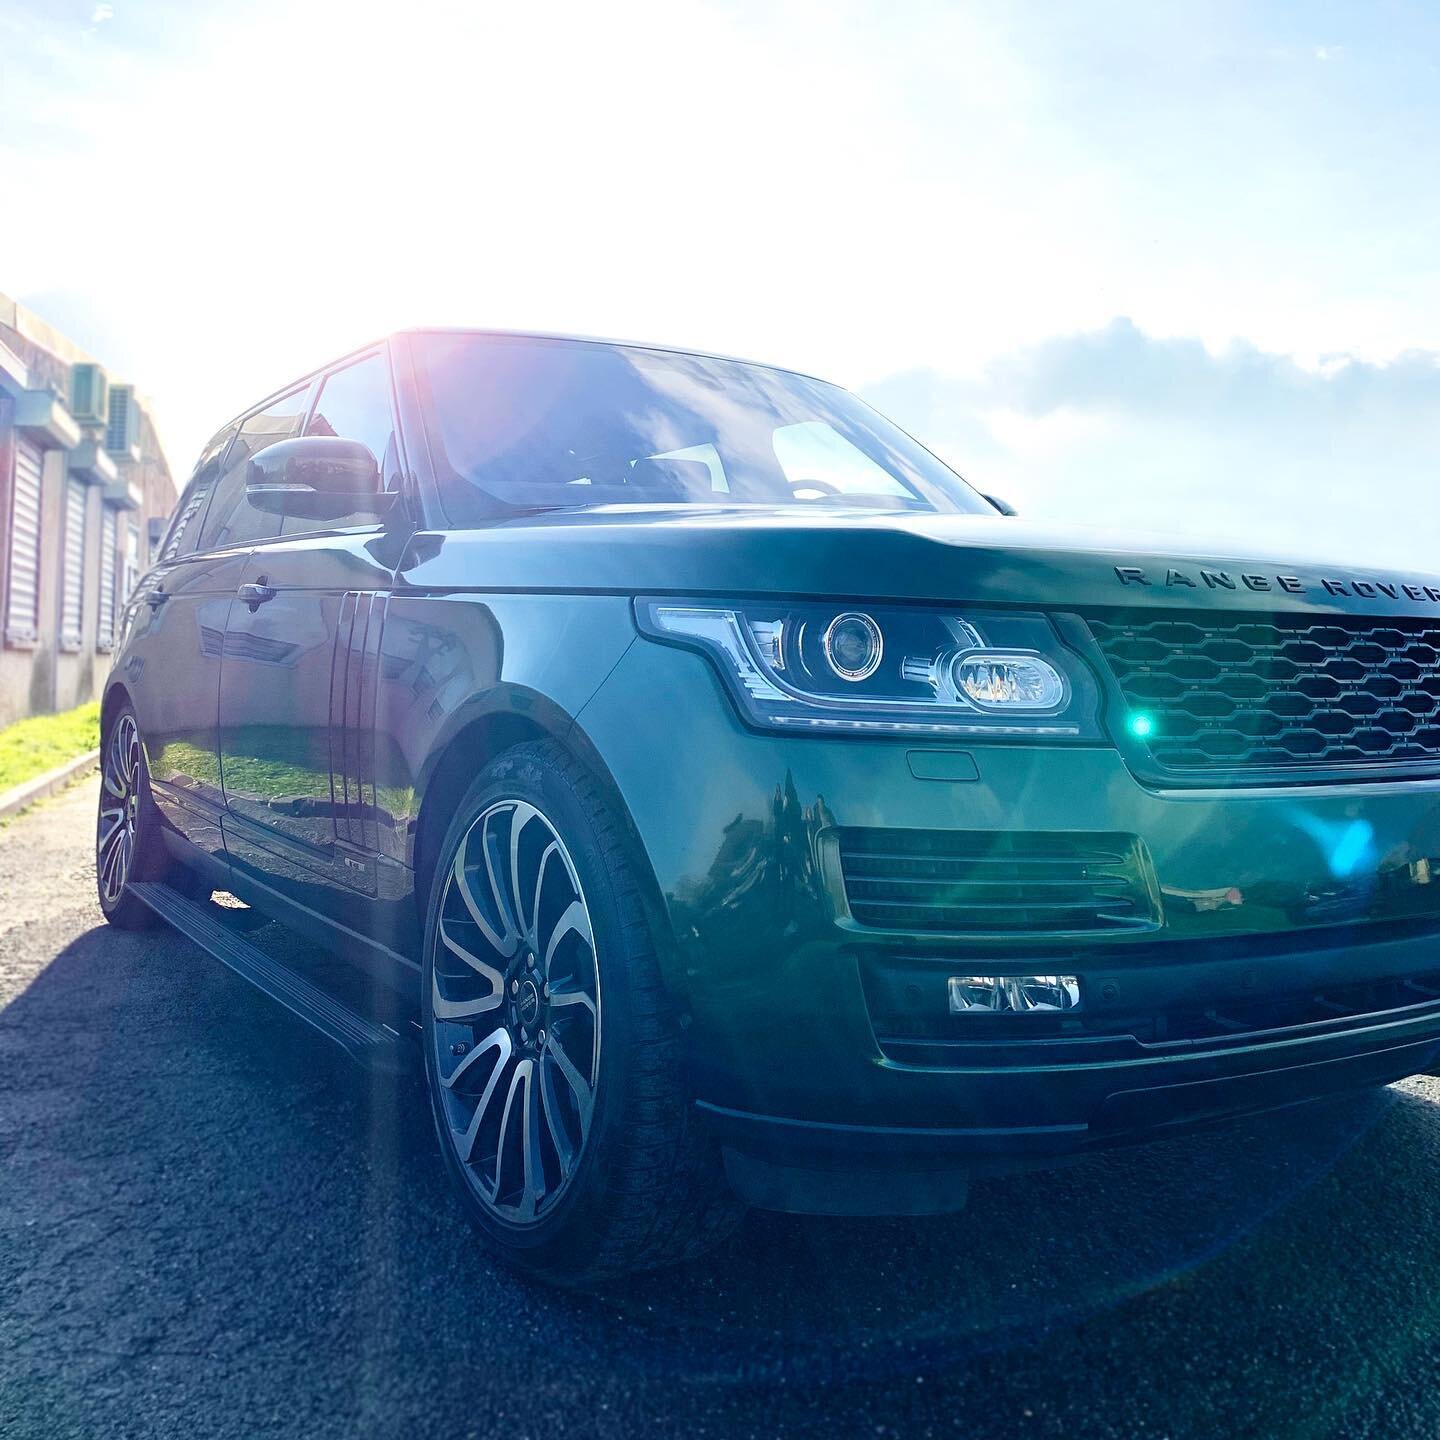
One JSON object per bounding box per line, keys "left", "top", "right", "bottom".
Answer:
{"left": 831, "top": 827, "right": 1160, "bottom": 936}
{"left": 1085, "top": 611, "right": 1440, "bottom": 781}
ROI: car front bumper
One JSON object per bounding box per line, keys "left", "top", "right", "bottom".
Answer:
{"left": 579, "top": 638, "right": 1440, "bottom": 1204}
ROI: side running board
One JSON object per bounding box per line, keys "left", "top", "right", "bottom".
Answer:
{"left": 129, "top": 881, "right": 410, "bottom": 1073}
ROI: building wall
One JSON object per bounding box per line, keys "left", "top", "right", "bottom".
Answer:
{"left": 0, "top": 292, "right": 177, "bottom": 729}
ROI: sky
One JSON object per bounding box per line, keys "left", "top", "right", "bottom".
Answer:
{"left": 2, "top": 0, "right": 1439, "bottom": 569}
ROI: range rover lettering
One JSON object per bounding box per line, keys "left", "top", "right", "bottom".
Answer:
{"left": 98, "top": 329, "right": 1440, "bottom": 1283}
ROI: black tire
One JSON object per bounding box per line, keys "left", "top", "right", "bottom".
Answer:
{"left": 96, "top": 702, "right": 203, "bottom": 929}
{"left": 421, "top": 739, "right": 742, "bottom": 1285}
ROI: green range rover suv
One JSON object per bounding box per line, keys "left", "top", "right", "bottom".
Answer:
{"left": 98, "top": 328, "right": 1440, "bottom": 1283}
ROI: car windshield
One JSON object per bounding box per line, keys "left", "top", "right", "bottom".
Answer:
{"left": 414, "top": 332, "right": 992, "bottom": 520}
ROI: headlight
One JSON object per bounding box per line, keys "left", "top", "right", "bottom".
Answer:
{"left": 635, "top": 598, "right": 1103, "bottom": 739}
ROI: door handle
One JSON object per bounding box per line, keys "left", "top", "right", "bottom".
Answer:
{"left": 238, "top": 579, "right": 277, "bottom": 612}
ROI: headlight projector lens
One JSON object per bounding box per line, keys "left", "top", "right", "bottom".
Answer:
{"left": 822, "top": 612, "right": 884, "bottom": 682}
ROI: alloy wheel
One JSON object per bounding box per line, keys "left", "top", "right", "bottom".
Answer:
{"left": 430, "top": 799, "right": 602, "bottom": 1225}
{"left": 97, "top": 713, "right": 141, "bottom": 907}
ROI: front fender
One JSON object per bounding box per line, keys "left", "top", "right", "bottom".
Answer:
{"left": 373, "top": 591, "right": 636, "bottom": 866}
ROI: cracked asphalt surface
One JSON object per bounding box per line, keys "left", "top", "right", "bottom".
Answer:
{"left": 8, "top": 778, "right": 1440, "bottom": 1437}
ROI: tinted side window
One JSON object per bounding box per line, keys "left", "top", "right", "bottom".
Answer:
{"left": 160, "top": 423, "right": 239, "bottom": 562}
{"left": 280, "top": 352, "right": 398, "bottom": 537}
{"left": 306, "top": 352, "right": 395, "bottom": 474}
{"left": 198, "top": 385, "right": 313, "bottom": 552}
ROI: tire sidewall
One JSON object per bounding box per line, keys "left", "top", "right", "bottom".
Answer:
{"left": 421, "top": 743, "right": 647, "bottom": 1273}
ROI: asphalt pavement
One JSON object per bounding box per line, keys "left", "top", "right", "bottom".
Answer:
{"left": 5, "top": 776, "right": 1440, "bottom": 1438}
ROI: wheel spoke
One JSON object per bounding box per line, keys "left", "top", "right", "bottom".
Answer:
{"left": 98, "top": 805, "right": 126, "bottom": 848}
{"left": 102, "top": 753, "right": 127, "bottom": 799}
{"left": 519, "top": 1060, "right": 545, "bottom": 1220}
{"left": 539, "top": 1053, "right": 577, "bottom": 1175}
{"left": 438, "top": 913, "right": 505, "bottom": 986}
{"left": 547, "top": 985, "right": 596, "bottom": 1021}
{"left": 431, "top": 958, "right": 503, "bottom": 1021}
{"left": 99, "top": 830, "right": 124, "bottom": 895}
{"left": 508, "top": 802, "right": 540, "bottom": 947}
{"left": 481, "top": 812, "right": 523, "bottom": 950}
{"left": 99, "top": 822, "right": 124, "bottom": 878}
{"left": 547, "top": 1033, "right": 594, "bottom": 1129}
{"left": 543, "top": 899, "right": 592, "bottom": 975}
{"left": 452, "top": 843, "right": 516, "bottom": 959}
{"left": 530, "top": 841, "right": 559, "bottom": 947}
{"left": 450, "top": 1029, "right": 513, "bottom": 1169}
{"left": 112, "top": 831, "right": 132, "bottom": 895}
{"left": 443, "top": 1023, "right": 511, "bottom": 1091}
{"left": 492, "top": 1059, "right": 528, "bottom": 1198}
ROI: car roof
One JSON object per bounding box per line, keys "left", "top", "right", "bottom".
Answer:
{"left": 395, "top": 327, "right": 830, "bottom": 385}
{"left": 205, "top": 328, "right": 836, "bottom": 467}
{"left": 226, "top": 329, "right": 829, "bottom": 429}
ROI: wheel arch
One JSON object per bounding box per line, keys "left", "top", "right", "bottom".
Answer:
{"left": 410, "top": 688, "right": 681, "bottom": 997}
{"left": 99, "top": 676, "right": 131, "bottom": 733}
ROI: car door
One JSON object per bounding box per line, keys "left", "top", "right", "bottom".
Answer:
{"left": 217, "top": 347, "right": 412, "bottom": 939}
{"left": 122, "top": 422, "right": 246, "bottom": 861}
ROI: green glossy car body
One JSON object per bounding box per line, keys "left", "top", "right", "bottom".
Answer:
{"left": 103, "top": 329, "right": 1440, "bottom": 1254}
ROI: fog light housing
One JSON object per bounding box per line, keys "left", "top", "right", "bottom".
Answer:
{"left": 948, "top": 975, "right": 1081, "bottom": 1013}
{"left": 952, "top": 653, "right": 1065, "bottom": 710}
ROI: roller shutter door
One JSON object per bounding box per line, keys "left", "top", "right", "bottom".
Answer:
{"left": 122, "top": 520, "right": 139, "bottom": 604}
{"left": 4, "top": 437, "right": 43, "bottom": 645}
{"left": 97, "top": 505, "right": 117, "bottom": 649}
{"left": 60, "top": 476, "right": 86, "bottom": 651}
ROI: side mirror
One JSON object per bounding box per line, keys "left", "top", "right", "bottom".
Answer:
{"left": 246, "top": 435, "right": 384, "bottom": 519}
{"left": 983, "top": 493, "right": 1017, "bottom": 516}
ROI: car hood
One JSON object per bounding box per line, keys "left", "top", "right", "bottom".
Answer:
{"left": 395, "top": 505, "right": 1440, "bottom": 618}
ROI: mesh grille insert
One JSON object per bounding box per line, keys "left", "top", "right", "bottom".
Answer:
{"left": 835, "top": 828, "right": 1159, "bottom": 934}
{"left": 1087, "top": 613, "right": 1440, "bottom": 774}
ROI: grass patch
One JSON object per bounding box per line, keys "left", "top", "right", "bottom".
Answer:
{"left": 0, "top": 700, "right": 101, "bottom": 794}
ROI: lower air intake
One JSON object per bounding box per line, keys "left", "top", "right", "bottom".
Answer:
{"left": 833, "top": 827, "right": 1160, "bottom": 935}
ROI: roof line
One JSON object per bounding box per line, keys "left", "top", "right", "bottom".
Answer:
{"left": 201, "top": 327, "right": 837, "bottom": 460}
{"left": 394, "top": 326, "right": 830, "bottom": 384}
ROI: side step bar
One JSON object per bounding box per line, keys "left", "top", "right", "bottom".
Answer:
{"left": 130, "top": 881, "right": 411, "bottom": 1073}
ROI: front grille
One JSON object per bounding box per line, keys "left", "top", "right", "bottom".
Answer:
{"left": 834, "top": 828, "right": 1159, "bottom": 934}
{"left": 1087, "top": 613, "right": 1440, "bottom": 774}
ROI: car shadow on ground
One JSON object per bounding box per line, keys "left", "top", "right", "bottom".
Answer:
{"left": 6, "top": 920, "right": 1440, "bottom": 1437}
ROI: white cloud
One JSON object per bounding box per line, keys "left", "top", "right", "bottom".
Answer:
{"left": 4, "top": 0, "right": 1440, "bottom": 519}
{"left": 979, "top": 406, "right": 1112, "bottom": 461}
{"left": 863, "top": 319, "right": 1440, "bottom": 573}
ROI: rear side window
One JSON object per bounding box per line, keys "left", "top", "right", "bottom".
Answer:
{"left": 198, "top": 385, "right": 313, "bottom": 552}
{"left": 160, "top": 423, "right": 240, "bottom": 562}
